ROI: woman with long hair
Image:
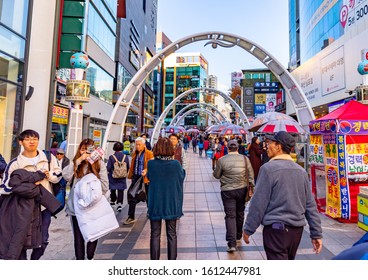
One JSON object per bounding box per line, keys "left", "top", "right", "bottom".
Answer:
{"left": 62, "top": 138, "right": 109, "bottom": 260}
{"left": 147, "top": 137, "right": 185, "bottom": 260}
{"left": 248, "top": 136, "right": 262, "bottom": 182}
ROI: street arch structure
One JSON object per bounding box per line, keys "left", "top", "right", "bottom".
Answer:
{"left": 169, "top": 102, "right": 228, "bottom": 126}
{"left": 172, "top": 108, "right": 222, "bottom": 127}
{"left": 151, "top": 87, "right": 248, "bottom": 145}
{"left": 102, "top": 31, "right": 314, "bottom": 154}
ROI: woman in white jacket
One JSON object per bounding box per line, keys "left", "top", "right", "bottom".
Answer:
{"left": 63, "top": 138, "right": 109, "bottom": 260}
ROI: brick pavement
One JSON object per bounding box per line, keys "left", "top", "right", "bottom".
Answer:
{"left": 43, "top": 149, "right": 366, "bottom": 260}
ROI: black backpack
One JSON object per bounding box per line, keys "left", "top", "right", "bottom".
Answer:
{"left": 43, "top": 150, "right": 66, "bottom": 216}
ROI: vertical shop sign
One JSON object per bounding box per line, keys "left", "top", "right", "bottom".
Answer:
{"left": 309, "top": 135, "right": 324, "bottom": 165}
{"left": 337, "top": 134, "right": 350, "bottom": 219}
{"left": 323, "top": 134, "right": 341, "bottom": 218}
{"left": 93, "top": 129, "right": 102, "bottom": 146}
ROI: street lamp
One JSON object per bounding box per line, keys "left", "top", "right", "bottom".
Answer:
{"left": 65, "top": 52, "right": 91, "bottom": 159}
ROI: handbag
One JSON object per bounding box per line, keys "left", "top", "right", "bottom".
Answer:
{"left": 128, "top": 176, "right": 147, "bottom": 202}
{"left": 244, "top": 156, "right": 254, "bottom": 202}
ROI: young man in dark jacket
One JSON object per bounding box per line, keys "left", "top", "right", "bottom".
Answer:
{"left": 0, "top": 129, "right": 61, "bottom": 260}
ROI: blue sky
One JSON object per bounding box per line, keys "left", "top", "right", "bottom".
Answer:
{"left": 157, "top": 0, "right": 289, "bottom": 91}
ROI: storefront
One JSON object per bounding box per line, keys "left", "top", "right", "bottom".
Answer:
{"left": 50, "top": 105, "right": 69, "bottom": 148}
{"left": 0, "top": 0, "right": 31, "bottom": 161}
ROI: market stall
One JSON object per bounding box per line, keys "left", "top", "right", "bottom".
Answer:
{"left": 309, "top": 100, "right": 368, "bottom": 223}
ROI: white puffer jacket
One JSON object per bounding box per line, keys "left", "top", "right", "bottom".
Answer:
{"left": 74, "top": 173, "right": 118, "bottom": 242}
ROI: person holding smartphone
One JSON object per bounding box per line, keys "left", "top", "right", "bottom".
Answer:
{"left": 62, "top": 138, "right": 109, "bottom": 260}
{"left": 243, "top": 131, "right": 323, "bottom": 260}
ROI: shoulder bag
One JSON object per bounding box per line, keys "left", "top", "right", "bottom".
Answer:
{"left": 244, "top": 155, "right": 254, "bottom": 202}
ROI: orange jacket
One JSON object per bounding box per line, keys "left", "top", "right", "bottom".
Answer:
{"left": 128, "top": 148, "right": 154, "bottom": 184}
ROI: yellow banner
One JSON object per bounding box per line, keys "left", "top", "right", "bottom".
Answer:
{"left": 254, "top": 94, "right": 266, "bottom": 104}
{"left": 324, "top": 140, "right": 340, "bottom": 218}
{"left": 52, "top": 106, "right": 69, "bottom": 125}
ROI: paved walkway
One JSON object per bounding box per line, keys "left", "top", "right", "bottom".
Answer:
{"left": 44, "top": 149, "right": 366, "bottom": 260}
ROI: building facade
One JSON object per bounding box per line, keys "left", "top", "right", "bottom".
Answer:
{"left": 115, "top": 0, "right": 157, "bottom": 137}
{"left": 240, "top": 69, "right": 285, "bottom": 119}
{"left": 162, "top": 52, "right": 208, "bottom": 127}
{"left": 154, "top": 31, "right": 172, "bottom": 120}
{"left": 0, "top": 0, "right": 57, "bottom": 161}
{"left": 289, "top": 0, "right": 368, "bottom": 117}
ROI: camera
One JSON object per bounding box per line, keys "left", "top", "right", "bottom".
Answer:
{"left": 86, "top": 145, "right": 95, "bottom": 154}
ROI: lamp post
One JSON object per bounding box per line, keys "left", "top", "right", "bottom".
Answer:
{"left": 65, "top": 52, "right": 90, "bottom": 159}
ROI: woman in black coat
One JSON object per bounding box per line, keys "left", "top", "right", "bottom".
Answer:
{"left": 106, "top": 141, "right": 130, "bottom": 212}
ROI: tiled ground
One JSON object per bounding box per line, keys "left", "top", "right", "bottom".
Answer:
{"left": 44, "top": 149, "right": 366, "bottom": 260}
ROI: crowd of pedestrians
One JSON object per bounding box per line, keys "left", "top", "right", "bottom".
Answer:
{"left": 0, "top": 127, "right": 324, "bottom": 261}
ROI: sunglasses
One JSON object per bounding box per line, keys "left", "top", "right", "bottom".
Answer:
{"left": 57, "top": 153, "right": 64, "bottom": 155}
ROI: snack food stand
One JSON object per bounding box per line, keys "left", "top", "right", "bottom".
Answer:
{"left": 309, "top": 100, "right": 368, "bottom": 223}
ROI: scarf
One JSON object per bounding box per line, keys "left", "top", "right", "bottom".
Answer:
{"left": 155, "top": 155, "right": 173, "bottom": 160}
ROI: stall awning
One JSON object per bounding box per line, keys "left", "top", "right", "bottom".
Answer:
{"left": 309, "top": 100, "right": 368, "bottom": 134}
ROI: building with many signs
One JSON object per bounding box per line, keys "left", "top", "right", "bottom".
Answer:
{"left": 240, "top": 69, "right": 285, "bottom": 118}
{"left": 289, "top": 0, "right": 368, "bottom": 117}
{"left": 161, "top": 52, "right": 209, "bottom": 126}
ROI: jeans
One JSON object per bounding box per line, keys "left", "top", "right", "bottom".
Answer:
{"left": 220, "top": 188, "right": 247, "bottom": 247}
{"left": 71, "top": 215, "right": 98, "bottom": 260}
{"left": 183, "top": 143, "right": 189, "bottom": 150}
{"left": 199, "top": 148, "right": 204, "bottom": 156}
{"left": 150, "top": 219, "right": 177, "bottom": 260}
{"left": 19, "top": 209, "right": 52, "bottom": 260}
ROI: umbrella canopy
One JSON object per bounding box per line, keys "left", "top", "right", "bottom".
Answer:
{"left": 176, "top": 126, "right": 186, "bottom": 133}
{"left": 165, "top": 125, "right": 185, "bottom": 134}
{"left": 206, "top": 123, "right": 231, "bottom": 134}
{"left": 186, "top": 128, "right": 199, "bottom": 133}
{"left": 219, "top": 124, "right": 248, "bottom": 136}
{"left": 257, "top": 119, "right": 306, "bottom": 134}
{"left": 249, "top": 112, "right": 295, "bottom": 132}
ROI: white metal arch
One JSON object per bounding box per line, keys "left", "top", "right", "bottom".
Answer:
{"left": 170, "top": 102, "right": 228, "bottom": 126}
{"left": 173, "top": 108, "right": 221, "bottom": 127}
{"left": 151, "top": 87, "right": 248, "bottom": 145}
{"left": 102, "top": 31, "right": 314, "bottom": 155}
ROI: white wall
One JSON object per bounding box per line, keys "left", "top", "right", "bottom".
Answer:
{"left": 22, "top": 0, "right": 57, "bottom": 150}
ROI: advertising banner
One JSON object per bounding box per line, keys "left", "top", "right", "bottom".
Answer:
{"left": 323, "top": 134, "right": 341, "bottom": 218}
{"left": 309, "top": 135, "right": 324, "bottom": 165}
{"left": 93, "top": 129, "right": 102, "bottom": 146}
{"left": 254, "top": 94, "right": 266, "bottom": 104}
{"left": 52, "top": 106, "right": 69, "bottom": 125}
{"left": 337, "top": 134, "right": 350, "bottom": 220}
{"left": 321, "top": 46, "right": 345, "bottom": 96}
{"left": 266, "top": 94, "right": 276, "bottom": 112}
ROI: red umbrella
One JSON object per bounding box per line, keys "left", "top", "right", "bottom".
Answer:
{"left": 257, "top": 119, "right": 306, "bottom": 134}
{"left": 249, "top": 112, "right": 295, "bottom": 132}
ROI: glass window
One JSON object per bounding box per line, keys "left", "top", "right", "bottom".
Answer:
{"left": 117, "top": 63, "right": 132, "bottom": 92}
{"left": 0, "top": 81, "right": 23, "bottom": 161}
{"left": 0, "top": 0, "right": 29, "bottom": 36}
{"left": 0, "top": 25, "right": 26, "bottom": 60}
{"left": 0, "top": 52, "right": 23, "bottom": 84}
{"left": 90, "top": 0, "right": 117, "bottom": 31}
{"left": 86, "top": 59, "right": 114, "bottom": 103}
{"left": 87, "top": 4, "right": 116, "bottom": 59}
